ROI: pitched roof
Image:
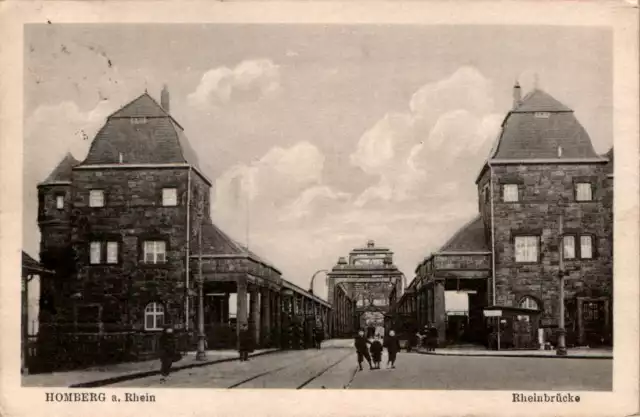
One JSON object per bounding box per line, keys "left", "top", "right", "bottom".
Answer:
{"left": 22, "top": 251, "right": 53, "bottom": 275}
{"left": 512, "top": 89, "right": 572, "bottom": 113}
{"left": 40, "top": 153, "right": 79, "bottom": 185}
{"left": 79, "top": 92, "right": 200, "bottom": 168}
{"left": 603, "top": 147, "right": 614, "bottom": 174}
{"left": 198, "top": 221, "right": 281, "bottom": 274}
{"left": 109, "top": 92, "right": 170, "bottom": 118}
{"left": 490, "top": 89, "right": 599, "bottom": 160}
{"left": 438, "top": 216, "right": 489, "bottom": 252}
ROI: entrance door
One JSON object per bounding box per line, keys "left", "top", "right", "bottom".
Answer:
{"left": 582, "top": 300, "right": 606, "bottom": 347}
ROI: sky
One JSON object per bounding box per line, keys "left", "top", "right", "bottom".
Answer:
{"left": 23, "top": 24, "right": 612, "bottom": 302}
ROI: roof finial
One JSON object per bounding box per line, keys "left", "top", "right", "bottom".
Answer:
{"left": 533, "top": 73, "right": 540, "bottom": 90}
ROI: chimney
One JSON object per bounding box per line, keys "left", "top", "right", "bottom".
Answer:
{"left": 161, "top": 84, "right": 170, "bottom": 113}
{"left": 513, "top": 80, "right": 522, "bottom": 108}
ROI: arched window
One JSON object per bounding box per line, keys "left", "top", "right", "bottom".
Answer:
{"left": 144, "top": 302, "right": 165, "bottom": 330}
{"left": 518, "top": 296, "right": 539, "bottom": 310}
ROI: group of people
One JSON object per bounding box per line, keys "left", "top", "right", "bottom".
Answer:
{"left": 353, "top": 329, "right": 401, "bottom": 371}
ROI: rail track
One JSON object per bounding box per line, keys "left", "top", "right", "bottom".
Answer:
{"left": 228, "top": 350, "right": 353, "bottom": 389}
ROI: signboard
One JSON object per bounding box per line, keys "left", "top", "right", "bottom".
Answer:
{"left": 483, "top": 310, "right": 502, "bottom": 317}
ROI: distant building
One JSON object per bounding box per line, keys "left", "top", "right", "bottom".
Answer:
{"left": 327, "top": 240, "right": 405, "bottom": 337}
{"left": 395, "top": 83, "right": 613, "bottom": 349}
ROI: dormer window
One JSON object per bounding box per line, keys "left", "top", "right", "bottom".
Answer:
{"left": 534, "top": 112, "right": 550, "bottom": 118}
{"left": 131, "top": 117, "right": 147, "bottom": 125}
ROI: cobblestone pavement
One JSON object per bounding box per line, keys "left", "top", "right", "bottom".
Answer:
{"left": 348, "top": 351, "right": 612, "bottom": 391}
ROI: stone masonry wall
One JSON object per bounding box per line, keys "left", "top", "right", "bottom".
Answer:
{"left": 489, "top": 163, "right": 612, "bottom": 320}
{"left": 69, "top": 167, "right": 191, "bottom": 331}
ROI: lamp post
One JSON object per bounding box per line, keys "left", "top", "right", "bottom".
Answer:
{"left": 309, "top": 269, "right": 328, "bottom": 296}
{"left": 556, "top": 214, "right": 569, "bottom": 357}
{"left": 196, "top": 226, "right": 207, "bottom": 361}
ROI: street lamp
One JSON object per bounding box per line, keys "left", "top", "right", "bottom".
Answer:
{"left": 556, "top": 214, "right": 578, "bottom": 357}
{"left": 309, "top": 269, "right": 328, "bottom": 296}
{"left": 196, "top": 226, "right": 207, "bottom": 361}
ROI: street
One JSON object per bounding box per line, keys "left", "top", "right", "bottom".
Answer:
{"left": 110, "top": 340, "right": 612, "bottom": 390}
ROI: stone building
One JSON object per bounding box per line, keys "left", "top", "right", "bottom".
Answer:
{"left": 396, "top": 83, "right": 613, "bottom": 348}
{"left": 35, "top": 88, "right": 335, "bottom": 370}
{"left": 327, "top": 240, "right": 405, "bottom": 338}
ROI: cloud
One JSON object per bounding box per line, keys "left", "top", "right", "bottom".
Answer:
{"left": 350, "top": 66, "right": 503, "bottom": 207}
{"left": 212, "top": 141, "right": 328, "bottom": 238}
{"left": 187, "top": 59, "right": 280, "bottom": 108}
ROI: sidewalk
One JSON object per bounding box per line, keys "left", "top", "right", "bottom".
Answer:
{"left": 415, "top": 346, "right": 612, "bottom": 359}
{"left": 22, "top": 348, "right": 279, "bottom": 388}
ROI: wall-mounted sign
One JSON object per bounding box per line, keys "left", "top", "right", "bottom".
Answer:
{"left": 483, "top": 310, "right": 502, "bottom": 317}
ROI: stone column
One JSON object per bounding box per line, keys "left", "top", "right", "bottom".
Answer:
{"left": 433, "top": 280, "right": 446, "bottom": 345}
{"left": 223, "top": 293, "right": 229, "bottom": 324}
{"left": 236, "top": 277, "right": 248, "bottom": 351}
{"left": 275, "top": 292, "right": 282, "bottom": 348}
{"left": 260, "top": 287, "right": 271, "bottom": 347}
{"left": 249, "top": 285, "right": 260, "bottom": 347}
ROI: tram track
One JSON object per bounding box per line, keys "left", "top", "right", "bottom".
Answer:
{"left": 227, "top": 351, "right": 326, "bottom": 389}
{"left": 228, "top": 349, "right": 353, "bottom": 389}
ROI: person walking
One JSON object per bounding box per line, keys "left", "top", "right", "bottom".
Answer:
{"left": 313, "top": 326, "right": 324, "bottom": 349}
{"left": 384, "top": 330, "right": 401, "bottom": 369}
{"left": 238, "top": 322, "right": 253, "bottom": 362}
{"left": 159, "top": 325, "right": 178, "bottom": 383}
{"left": 370, "top": 335, "right": 383, "bottom": 369}
{"left": 354, "top": 330, "right": 373, "bottom": 371}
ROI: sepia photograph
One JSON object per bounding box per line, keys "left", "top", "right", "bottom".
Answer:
{"left": 1, "top": 2, "right": 638, "bottom": 417}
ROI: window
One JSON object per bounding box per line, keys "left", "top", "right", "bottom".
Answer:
{"left": 106, "top": 242, "right": 119, "bottom": 264}
{"left": 89, "top": 190, "right": 104, "bottom": 207}
{"left": 131, "top": 117, "right": 147, "bottom": 125}
{"left": 483, "top": 185, "right": 489, "bottom": 203}
{"left": 56, "top": 195, "right": 64, "bottom": 209}
{"left": 514, "top": 236, "right": 539, "bottom": 263}
{"left": 144, "top": 302, "right": 165, "bottom": 330}
{"left": 162, "top": 188, "right": 178, "bottom": 206}
{"left": 90, "top": 242, "right": 102, "bottom": 264}
{"left": 144, "top": 241, "right": 166, "bottom": 264}
{"left": 535, "top": 112, "right": 550, "bottom": 119}
{"left": 580, "top": 235, "right": 593, "bottom": 259}
{"left": 576, "top": 183, "right": 593, "bottom": 201}
{"left": 519, "top": 296, "right": 539, "bottom": 310}
{"left": 563, "top": 236, "right": 576, "bottom": 259}
{"left": 503, "top": 184, "right": 519, "bottom": 202}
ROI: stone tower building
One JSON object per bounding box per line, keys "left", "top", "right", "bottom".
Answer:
{"left": 36, "top": 89, "right": 211, "bottom": 369}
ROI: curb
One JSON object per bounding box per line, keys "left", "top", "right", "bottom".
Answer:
{"left": 415, "top": 350, "right": 612, "bottom": 360}
{"left": 69, "top": 349, "right": 280, "bottom": 388}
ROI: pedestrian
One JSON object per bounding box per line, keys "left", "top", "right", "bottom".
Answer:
{"left": 370, "top": 335, "right": 383, "bottom": 369}
{"left": 384, "top": 330, "right": 400, "bottom": 369}
{"left": 238, "top": 322, "right": 253, "bottom": 362}
{"left": 159, "top": 325, "right": 178, "bottom": 383}
{"left": 354, "top": 330, "right": 373, "bottom": 371}
{"left": 314, "top": 326, "right": 324, "bottom": 349}
{"left": 420, "top": 325, "right": 430, "bottom": 350}
{"left": 428, "top": 325, "right": 439, "bottom": 352}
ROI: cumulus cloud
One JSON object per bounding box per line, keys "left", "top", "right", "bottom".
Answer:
{"left": 211, "top": 141, "right": 331, "bottom": 239}
{"left": 188, "top": 59, "right": 280, "bottom": 108}
{"left": 350, "top": 66, "right": 503, "bottom": 207}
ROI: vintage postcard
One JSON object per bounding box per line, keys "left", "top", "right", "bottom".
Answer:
{"left": 0, "top": 1, "right": 638, "bottom": 417}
